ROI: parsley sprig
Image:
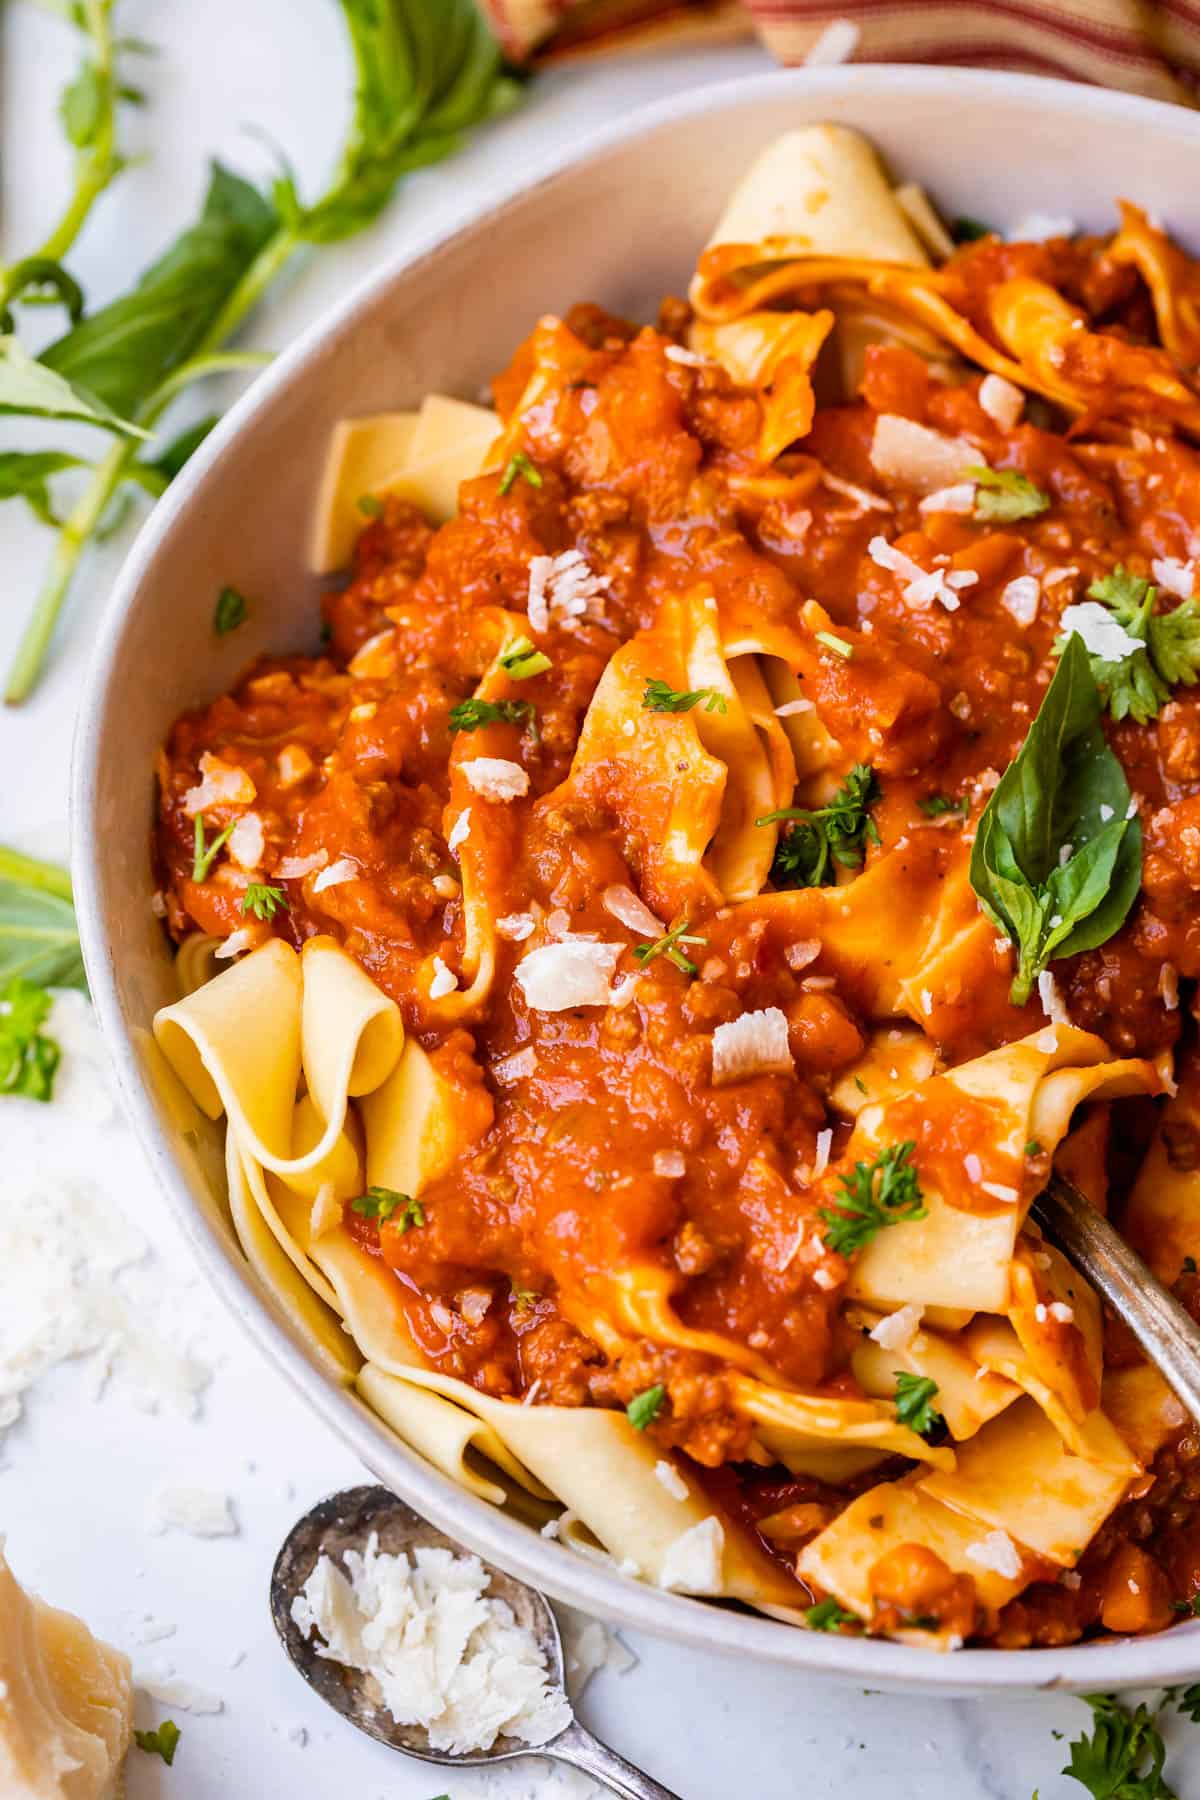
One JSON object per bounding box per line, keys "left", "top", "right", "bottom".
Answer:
{"left": 632, "top": 919, "right": 706, "bottom": 976}
{"left": 626, "top": 1384, "right": 666, "bottom": 1430}
{"left": 0, "top": 976, "right": 62, "bottom": 1102}
{"left": 498, "top": 451, "right": 542, "bottom": 496}
{"left": 642, "top": 677, "right": 728, "bottom": 715}
{"left": 964, "top": 464, "right": 1050, "bottom": 523}
{"left": 1061, "top": 565, "right": 1200, "bottom": 724}
{"left": 893, "top": 1372, "right": 943, "bottom": 1438}
{"left": 214, "top": 586, "right": 248, "bottom": 635}
{"left": 352, "top": 1187, "right": 426, "bottom": 1232}
{"left": 918, "top": 793, "right": 968, "bottom": 818}
{"left": 819, "top": 1141, "right": 926, "bottom": 1256}
{"left": 192, "top": 815, "right": 234, "bottom": 884}
{"left": 0, "top": 844, "right": 85, "bottom": 988}
{"left": 805, "top": 1599, "right": 860, "bottom": 1632}
{"left": 1063, "top": 1695, "right": 1175, "bottom": 1799}
{"left": 499, "top": 636, "right": 552, "bottom": 681}
{"left": 759, "top": 764, "right": 880, "bottom": 890}
{"left": 241, "top": 882, "right": 286, "bottom": 921}
{"left": 449, "top": 697, "right": 535, "bottom": 735}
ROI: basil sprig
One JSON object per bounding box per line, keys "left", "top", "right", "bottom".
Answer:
{"left": 0, "top": 846, "right": 86, "bottom": 991}
{"left": 969, "top": 634, "right": 1142, "bottom": 1006}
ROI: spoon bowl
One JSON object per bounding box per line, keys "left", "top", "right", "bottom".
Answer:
{"left": 271, "top": 1484, "right": 682, "bottom": 1798}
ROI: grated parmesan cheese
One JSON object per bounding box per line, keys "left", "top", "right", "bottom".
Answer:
{"left": 980, "top": 1181, "right": 1020, "bottom": 1204}
{"left": 657, "top": 1517, "right": 725, "bottom": 1595}
{"left": 1059, "top": 601, "right": 1143, "bottom": 664}
{"left": 652, "top": 1149, "right": 686, "bottom": 1179}
{"left": 292, "top": 1536, "right": 569, "bottom": 1755}
{"left": 784, "top": 939, "right": 821, "bottom": 971}
{"left": 513, "top": 940, "right": 624, "bottom": 1012}
{"left": 227, "top": 812, "right": 265, "bottom": 870}
{"left": 459, "top": 757, "right": 530, "bottom": 803}
{"left": 429, "top": 957, "right": 458, "bottom": 1000}
{"left": 1037, "top": 970, "right": 1071, "bottom": 1026}
{"left": 602, "top": 884, "right": 663, "bottom": 939}
{"left": 664, "top": 343, "right": 709, "bottom": 367}
{"left": 1152, "top": 556, "right": 1194, "bottom": 599}
{"left": 869, "top": 1303, "right": 924, "bottom": 1351}
{"left": 1161, "top": 963, "right": 1180, "bottom": 1011}
{"left": 918, "top": 483, "right": 976, "bottom": 516}
{"left": 653, "top": 1460, "right": 690, "bottom": 1502}
{"left": 183, "top": 751, "right": 255, "bottom": 818}
{"left": 965, "top": 1529, "right": 1022, "bottom": 1579}
{"left": 978, "top": 373, "right": 1025, "bottom": 429}
{"left": 492, "top": 1047, "right": 536, "bottom": 1085}
{"left": 148, "top": 1485, "right": 237, "bottom": 1539}
{"left": 526, "top": 550, "right": 610, "bottom": 634}
{"left": 802, "top": 16, "right": 860, "bottom": 64}
{"left": 312, "top": 856, "right": 356, "bottom": 893}
{"left": 774, "top": 697, "right": 815, "bottom": 718}
{"left": 496, "top": 913, "right": 536, "bottom": 941}
{"left": 1049, "top": 1301, "right": 1075, "bottom": 1323}
{"left": 869, "top": 415, "right": 979, "bottom": 497}
{"left": 999, "top": 575, "right": 1040, "bottom": 627}
{"left": 812, "top": 1128, "right": 833, "bottom": 1178}
{"left": 448, "top": 811, "right": 471, "bottom": 854}
{"left": 214, "top": 928, "right": 255, "bottom": 962}
{"left": 867, "top": 534, "right": 975, "bottom": 613}
{"left": 711, "top": 1008, "right": 793, "bottom": 1084}
{"left": 137, "top": 1674, "right": 224, "bottom": 1715}
{"left": 276, "top": 850, "right": 327, "bottom": 880}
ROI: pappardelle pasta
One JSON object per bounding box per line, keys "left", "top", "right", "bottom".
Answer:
{"left": 152, "top": 125, "right": 1200, "bottom": 1651}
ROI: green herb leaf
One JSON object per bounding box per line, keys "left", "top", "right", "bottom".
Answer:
{"left": 893, "top": 1372, "right": 943, "bottom": 1438}
{"left": 814, "top": 628, "right": 853, "bottom": 660}
{"left": 0, "top": 846, "right": 85, "bottom": 989}
{"left": 352, "top": 1187, "right": 425, "bottom": 1231}
{"left": 0, "top": 258, "right": 85, "bottom": 335}
{"left": 0, "top": 335, "right": 144, "bottom": 437}
{"left": 241, "top": 883, "right": 286, "bottom": 921}
{"left": 1062, "top": 1694, "right": 1175, "bottom": 1798}
{"left": 357, "top": 492, "right": 384, "bottom": 518}
{"left": 39, "top": 163, "right": 278, "bottom": 419}
{"left": 1067, "top": 566, "right": 1200, "bottom": 724}
{"left": 963, "top": 464, "right": 1050, "bottom": 523}
{"left": 498, "top": 451, "right": 542, "bottom": 496}
{"left": 805, "top": 1598, "right": 860, "bottom": 1631}
{"left": 969, "top": 635, "right": 1141, "bottom": 1006}
{"left": 1169, "top": 1597, "right": 1200, "bottom": 1618}
{"left": 1176, "top": 1683, "right": 1200, "bottom": 1719}
{"left": 0, "top": 977, "right": 62, "bottom": 1102}
{"left": 632, "top": 919, "right": 705, "bottom": 976}
{"left": 819, "top": 1141, "right": 926, "bottom": 1256}
{"left": 134, "top": 1720, "right": 181, "bottom": 1766}
{"left": 917, "top": 793, "right": 968, "bottom": 818}
{"left": 952, "top": 216, "right": 993, "bottom": 243}
{"left": 448, "top": 697, "right": 535, "bottom": 734}
{"left": 192, "top": 815, "right": 235, "bottom": 884}
{"left": 499, "top": 635, "right": 551, "bottom": 680}
{"left": 760, "top": 764, "right": 880, "bottom": 890}
{"left": 0, "top": 451, "right": 88, "bottom": 527}
{"left": 214, "top": 586, "right": 248, "bottom": 635}
{"left": 626, "top": 1384, "right": 666, "bottom": 1430}
{"left": 642, "top": 677, "right": 728, "bottom": 715}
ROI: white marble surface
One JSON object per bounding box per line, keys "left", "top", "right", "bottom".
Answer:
{"left": 2, "top": 6, "right": 1199, "bottom": 1796}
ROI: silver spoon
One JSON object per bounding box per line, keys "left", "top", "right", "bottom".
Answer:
{"left": 1034, "top": 1172, "right": 1200, "bottom": 1422}
{"left": 271, "top": 1484, "right": 683, "bottom": 1799}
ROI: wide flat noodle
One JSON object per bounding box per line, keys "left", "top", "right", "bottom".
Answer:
{"left": 359, "top": 1038, "right": 487, "bottom": 1196}
{"left": 1115, "top": 1046, "right": 1200, "bottom": 1282}
{"left": 728, "top": 1372, "right": 955, "bottom": 1471}
{"left": 358, "top": 1363, "right": 549, "bottom": 1508}
{"left": 848, "top": 1313, "right": 1020, "bottom": 1442}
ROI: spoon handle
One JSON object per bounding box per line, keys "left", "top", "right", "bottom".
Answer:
{"left": 1033, "top": 1174, "right": 1200, "bottom": 1424}
{"left": 545, "top": 1718, "right": 685, "bottom": 1799}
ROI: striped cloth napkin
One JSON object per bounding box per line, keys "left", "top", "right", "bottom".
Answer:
{"left": 477, "top": 1, "right": 1200, "bottom": 104}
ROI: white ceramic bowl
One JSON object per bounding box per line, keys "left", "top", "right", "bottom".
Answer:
{"left": 74, "top": 66, "right": 1200, "bottom": 1692}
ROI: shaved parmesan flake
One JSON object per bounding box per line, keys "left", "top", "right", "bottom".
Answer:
{"left": 183, "top": 752, "right": 255, "bottom": 818}
{"left": 803, "top": 16, "right": 860, "bottom": 64}
{"left": 603, "top": 884, "right": 663, "bottom": 938}
{"left": 711, "top": 1008, "right": 792, "bottom": 1084}
{"left": 1049, "top": 1302, "right": 1075, "bottom": 1323}
{"left": 214, "top": 928, "right": 254, "bottom": 961}
{"left": 492, "top": 1047, "right": 536, "bottom": 1085}
{"left": 312, "top": 856, "right": 356, "bottom": 893}
{"left": 496, "top": 913, "right": 536, "bottom": 941}
{"left": 654, "top": 1460, "right": 690, "bottom": 1501}
{"left": 348, "top": 629, "right": 396, "bottom": 678}
{"left": 869, "top": 1303, "right": 925, "bottom": 1351}
{"left": 429, "top": 957, "right": 457, "bottom": 1000}
{"left": 138, "top": 1675, "right": 224, "bottom": 1715}
{"left": 1152, "top": 556, "right": 1194, "bottom": 599}
{"left": 784, "top": 939, "right": 821, "bottom": 971}
{"left": 980, "top": 1181, "right": 1020, "bottom": 1204}
{"left": 432, "top": 874, "right": 459, "bottom": 899}
{"left": 867, "top": 534, "right": 967, "bottom": 612}
{"left": 292, "top": 1536, "right": 569, "bottom": 1754}
{"left": 527, "top": 550, "right": 610, "bottom": 634}
{"left": 665, "top": 344, "right": 710, "bottom": 367}
{"left": 820, "top": 469, "right": 890, "bottom": 512}
{"left": 149, "top": 1485, "right": 237, "bottom": 1539}
{"left": 1010, "top": 213, "right": 1076, "bottom": 242}
{"left": 459, "top": 757, "right": 529, "bottom": 802}
{"left": 277, "top": 743, "right": 314, "bottom": 787}
{"left": 1037, "top": 970, "right": 1071, "bottom": 1025}
{"left": 514, "top": 940, "right": 623, "bottom": 1012}
{"left": 813, "top": 1267, "right": 838, "bottom": 1290}
{"left": 963, "top": 1153, "right": 983, "bottom": 1184}
{"left": 658, "top": 1517, "right": 725, "bottom": 1595}
{"left": 978, "top": 373, "right": 1024, "bottom": 428}
{"left": 653, "top": 1150, "right": 686, "bottom": 1178}
{"left": 276, "top": 850, "right": 327, "bottom": 880}
{"left": 1000, "top": 576, "right": 1040, "bottom": 627}
{"left": 870, "top": 415, "right": 978, "bottom": 497}
{"left": 448, "top": 811, "right": 471, "bottom": 854}
{"left": 609, "top": 973, "right": 640, "bottom": 1009}
{"left": 1161, "top": 963, "right": 1180, "bottom": 1010}
{"left": 812, "top": 1128, "right": 833, "bottom": 1178}
{"left": 227, "top": 812, "right": 265, "bottom": 870}
{"left": 966, "top": 1529, "right": 1022, "bottom": 1579}
{"left": 919, "top": 483, "right": 976, "bottom": 516}
{"left": 774, "top": 697, "right": 815, "bottom": 717}
{"left": 1059, "top": 601, "right": 1143, "bottom": 663}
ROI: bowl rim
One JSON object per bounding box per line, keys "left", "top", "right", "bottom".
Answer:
{"left": 72, "top": 62, "right": 1200, "bottom": 1692}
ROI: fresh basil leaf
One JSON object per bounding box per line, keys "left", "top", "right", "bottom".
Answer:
{"left": 61, "top": 59, "right": 107, "bottom": 148}
{"left": 0, "top": 258, "right": 85, "bottom": 334}
{"left": 0, "top": 451, "right": 87, "bottom": 526}
{"left": 0, "top": 847, "right": 86, "bottom": 991}
{"left": 39, "top": 163, "right": 278, "bottom": 418}
{"left": 0, "top": 336, "right": 145, "bottom": 437}
{"left": 969, "top": 635, "right": 1141, "bottom": 1005}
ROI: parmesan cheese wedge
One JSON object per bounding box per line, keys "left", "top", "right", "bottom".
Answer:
{"left": 0, "top": 1543, "right": 132, "bottom": 1798}
{"left": 386, "top": 395, "right": 499, "bottom": 524}
{"left": 308, "top": 411, "right": 419, "bottom": 574}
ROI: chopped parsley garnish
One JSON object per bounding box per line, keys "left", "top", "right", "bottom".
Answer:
{"left": 626, "top": 1384, "right": 666, "bottom": 1430}
{"left": 952, "top": 216, "right": 993, "bottom": 242}
{"left": 760, "top": 763, "right": 880, "bottom": 890}
{"left": 632, "top": 918, "right": 706, "bottom": 976}
{"left": 814, "top": 628, "right": 854, "bottom": 660}
{"left": 448, "top": 696, "right": 535, "bottom": 735}
{"left": 352, "top": 1187, "right": 426, "bottom": 1232}
{"left": 499, "top": 635, "right": 551, "bottom": 680}
{"left": 241, "top": 882, "right": 286, "bottom": 921}
{"left": 0, "top": 976, "right": 61, "bottom": 1101}
{"left": 1177, "top": 1683, "right": 1200, "bottom": 1721}
{"left": 134, "top": 1720, "right": 181, "bottom": 1765}
{"left": 805, "top": 1599, "right": 859, "bottom": 1632}
{"left": 1060, "top": 565, "right": 1200, "bottom": 725}
{"left": 819, "top": 1141, "right": 926, "bottom": 1256}
{"left": 1025, "top": 1139, "right": 1044, "bottom": 1158}
{"left": 1170, "top": 1596, "right": 1200, "bottom": 1618}
{"left": 192, "top": 815, "right": 235, "bottom": 883}
{"left": 510, "top": 1283, "right": 538, "bottom": 1309}
{"left": 498, "top": 451, "right": 543, "bottom": 495}
{"left": 213, "top": 586, "right": 248, "bottom": 635}
{"left": 1062, "top": 1694, "right": 1174, "bottom": 1799}
{"left": 641, "top": 677, "right": 728, "bottom": 715}
{"left": 918, "top": 793, "right": 968, "bottom": 818}
{"left": 963, "top": 465, "right": 1050, "bottom": 523}
{"left": 893, "top": 1372, "right": 943, "bottom": 1438}
{"left": 356, "top": 492, "right": 383, "bottom": 518}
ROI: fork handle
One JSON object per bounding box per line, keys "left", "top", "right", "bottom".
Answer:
{"left": 1034, "top": 1174, "right": 1200, "bottom": 1425}
{"left": 543, "top": 1718, "right": 685, "bottom": 1799}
